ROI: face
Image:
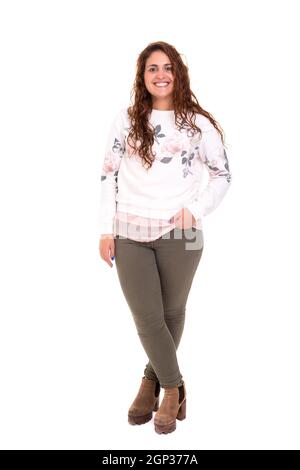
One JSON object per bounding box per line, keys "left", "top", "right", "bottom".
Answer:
{"left": 144, "top": 50, "right": 175, "bottom": 110}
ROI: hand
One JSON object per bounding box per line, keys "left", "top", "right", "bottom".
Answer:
{"left": 99, "top": 234, "right": 115, "bottom": 268}
{"left": 169, "top": 207, "right": 196, "bottom": 229}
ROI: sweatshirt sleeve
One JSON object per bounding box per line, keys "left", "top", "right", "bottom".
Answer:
{"left": 186, "top": 124, "right": 232, "bottom": 221}
{"left": 98, "top": 109, "right": 126, "bottom": 235}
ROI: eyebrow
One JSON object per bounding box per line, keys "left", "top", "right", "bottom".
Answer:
{"left": 147, "top": 63, "right": 172, "bottom": 67}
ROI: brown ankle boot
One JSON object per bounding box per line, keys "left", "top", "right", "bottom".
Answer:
{"left": 154, "top": 381, "right": 186, "bottom": 434}
{"left": 128, "top": 377, "right": 161, "bottom": 425}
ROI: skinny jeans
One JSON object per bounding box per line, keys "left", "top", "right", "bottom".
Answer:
{"left": 114, "top": 227, "right": 204, "bottom": 388}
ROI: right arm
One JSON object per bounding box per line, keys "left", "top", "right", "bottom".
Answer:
{"left": 98, "top": 109, "right": 126, "bottom": 267}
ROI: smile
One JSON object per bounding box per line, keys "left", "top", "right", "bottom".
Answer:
{"left": 154, "top": 82, "right": 170, "bottom": 87}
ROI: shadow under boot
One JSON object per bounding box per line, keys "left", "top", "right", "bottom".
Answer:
{"left": 128, "top": 377, "right": 161, "bottom": 425}
{"left": 154, "top": 381, "right": 186, "bottom": 434}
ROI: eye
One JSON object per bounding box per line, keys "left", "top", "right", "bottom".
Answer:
{"left": 147, "top": 65, "right": 173, "bottom": 72}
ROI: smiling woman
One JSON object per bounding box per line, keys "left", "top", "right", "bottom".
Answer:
{"left": 98, "top": 40, "right": 232, "bottom": 435}
{"left": 144, "top": 53, "right": 175, "bottom": 109}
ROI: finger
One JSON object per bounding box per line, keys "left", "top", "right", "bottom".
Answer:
{"left": 100, "top": 249, "right": 113, "bottom": 267}
{"left": 110, "top": 242, "right": 115, "bottom": 258}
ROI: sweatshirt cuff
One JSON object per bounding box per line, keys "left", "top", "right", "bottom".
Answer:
{"left": 99, "top": 221, "right": 114, "bottom": 236}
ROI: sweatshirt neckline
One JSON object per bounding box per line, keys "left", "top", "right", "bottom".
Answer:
{"left": 151, "top": 108, "right": 174, "bottom": 113}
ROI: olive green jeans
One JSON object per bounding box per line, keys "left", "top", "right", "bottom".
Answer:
{"left": 114, "top": 227, "right": 204, "bottom": 388}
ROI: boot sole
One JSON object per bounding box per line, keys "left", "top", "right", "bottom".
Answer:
{"left": 128, "top": 412, "right": 153, "bottom": 425}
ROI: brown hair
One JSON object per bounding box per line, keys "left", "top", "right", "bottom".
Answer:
{"left": 126, "top": 40, "right": 227, "bottom": 170}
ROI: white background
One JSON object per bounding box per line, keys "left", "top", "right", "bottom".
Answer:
{"left": 0, "top": 0, "right": 299, "bottom": 450}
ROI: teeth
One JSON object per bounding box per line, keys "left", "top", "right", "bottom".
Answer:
{"left": 154, "top": 82, "right": 169, "bottom": 87}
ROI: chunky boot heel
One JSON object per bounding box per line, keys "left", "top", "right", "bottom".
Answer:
{"left": 128, "top": 377, "right": 161, "bottom": 425}
{"left": 177, "top": 398, "right": 186, "bottom": 420}
{"left": 154, "top": 381, "right": 187, "bottom": 434}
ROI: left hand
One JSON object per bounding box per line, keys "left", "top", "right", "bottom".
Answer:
{"left": 169, "top": 207, "right": 196, "bottom": 229}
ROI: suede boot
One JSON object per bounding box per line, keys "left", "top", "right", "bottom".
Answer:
{"left": 128, "top": 376, "right": 161, "bottom": 425}
{"left": 154, "top": 381, "right": 186, "bottom": 434}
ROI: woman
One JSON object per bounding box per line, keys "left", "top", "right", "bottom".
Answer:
{"left": 98, "top": 41, "right": 231, "bottom": 434}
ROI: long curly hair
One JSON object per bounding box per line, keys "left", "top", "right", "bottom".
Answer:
{"left": 127, "top": 40, "right": 227, "bottom": 170}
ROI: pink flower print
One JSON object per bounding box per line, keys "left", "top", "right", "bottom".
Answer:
{"left": 103, "top": 154, "right": 119, "bottom": 175}
{"left": 161, "top": 131, "right": 185, "bottom": 158}
{"left": 203, "top": 149, "right": 231, "bottom": 183}
{"left": 156, "top": 131, "right": 186, "bottom": 164}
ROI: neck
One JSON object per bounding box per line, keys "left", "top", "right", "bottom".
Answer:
{"left": 152, "top": 98, "right": 174, "bottom": 111}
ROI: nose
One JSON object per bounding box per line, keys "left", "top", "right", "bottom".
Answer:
{"left": 155, "top": 72, "right": 167, "bottom": 80}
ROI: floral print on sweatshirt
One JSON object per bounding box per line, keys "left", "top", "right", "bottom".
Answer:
{"left": 148, "top": 124, "right": 199, "bottom": 178}
{"left": 101, "top": 136, "right": 126, "bottom": 195}
{"left": 98, "top": 108, "right": 232, "bottom": 235}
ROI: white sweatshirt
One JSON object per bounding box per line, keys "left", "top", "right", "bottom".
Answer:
{"left": 98, "top": 107, "right": 232, "bottom": 235}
